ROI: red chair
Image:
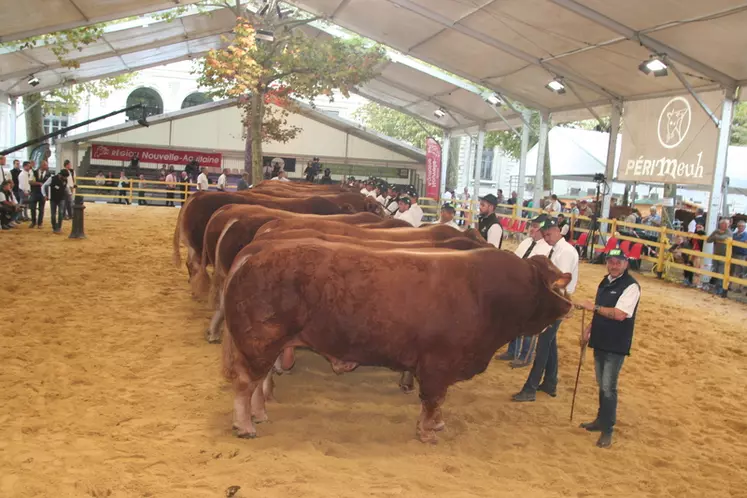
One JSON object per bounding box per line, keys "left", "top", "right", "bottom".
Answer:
{"left": 628, "top": 243, "right": 643, "bottom": 260}
{"left": 500, "top": 217, "right": 510, "bottom": 229}
{"left": 620, "top": 240, "right": 632, "bottom": 256}
{"left": 509, "top": 219, "right": 521, "bottom": 233}
{"left": 595, "top": 237, "right": 618, "bottom": 254}
{"left": 571, "top": 232, "right": 589, "bottom": 248}
{"left": 516, "top": 221, "right": 527, "bottom": 233}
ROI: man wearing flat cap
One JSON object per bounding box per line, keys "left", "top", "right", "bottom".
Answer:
{"left": 478, "top": 193, "right": 503, "bottom": 248}
{"left": 513, "top": 217, "right": 578, "bottom": 403}
{"left": 577, "top": 248, "right": 640, "bottom": 448}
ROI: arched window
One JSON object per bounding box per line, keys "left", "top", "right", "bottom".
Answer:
{"left": 126, "top": 87, "right": 164, "bottom": 121}
{"left": 181, "top": 92, "right": 212, "bottom": 109}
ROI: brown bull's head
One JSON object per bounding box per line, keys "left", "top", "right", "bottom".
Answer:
{"left": 527, "top": 255, "right": 573, "bottom": 314}
{"left": 463, "top": 227, "right": 486, "bottom": 243}
{"left": 364, "top": 197, "right": 387, "bottom": 217}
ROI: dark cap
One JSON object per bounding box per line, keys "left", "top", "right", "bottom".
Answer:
{"left": 606, "top": 248, "right": 627, "bottom": 261}
{"left": 398, "top": 196, "right": 411, "bottom": 206}
{"left": 479, "top": 193, "right": 498, "bottom": 206}
{"left": 539, "top": 218, "right": 558, "bottom": 231}
{"left": 531, "top": 213, "right": 548, "bottom": 225}
{"left": 441, "top": 203, "right": 456, "bottom": 213}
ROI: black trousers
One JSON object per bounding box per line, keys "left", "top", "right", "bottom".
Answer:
{"left": 30, "top": 192, "right": 46, "bottom": 225}
{"left": 50, "top": 199, "right": 65, "bottom": 231}
{"left": 166, "top": 190, "right": 175, "bottom": 206}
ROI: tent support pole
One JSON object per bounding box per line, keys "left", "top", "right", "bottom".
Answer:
{"left": 440, "top": 130, "right": 451, "bottom": 197}
{"left": 703, "top": 94, "right": 735, "bottom": 281}
{"left": 668, "top": 60, "right": 721, "bottom": 127}
{"left": 473, "top": 128, "right": 485, "bottom": 222}
{"left": 517, "top": 109, "right": 531, "bottom": 209}
{"left": 600, "top": 103, "right": 621, "bottom": 234}
{"left": 533, "top": 111, "right": 549, "bottom": 210}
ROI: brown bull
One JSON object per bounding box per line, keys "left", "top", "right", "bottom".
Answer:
{"left": 192, "top": 205, "right": 383, "bottom": 299}
{"left": 206, "top": 228, "right": 487, "bottom": 343}
{"left": 221, "top": 240, "right": 572, "bottom": 443}
{"left": 240, "top": 189, "right": 385, "bottom": 216}
{"left": 172, "top": 191, "right": 379, "bottom": 277}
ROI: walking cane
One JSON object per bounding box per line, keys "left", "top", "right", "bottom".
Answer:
{"left": 570, "top": 307, "right": 587, "bottom": 423}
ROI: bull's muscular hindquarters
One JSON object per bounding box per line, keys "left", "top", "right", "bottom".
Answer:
{"left": 222, "top": 241, "right": 571, "bottom": 443}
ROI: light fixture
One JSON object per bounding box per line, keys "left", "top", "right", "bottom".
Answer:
{"left": 28, "top": 75, "right": 40, "bottom": 87}
{"left": 545, "top": 78, "right": 566, "bottom": 94}
{"left": 486, "top": 93, "right": 504, "bottom": 106}
{"left": 638, "top": 55, "right": 668, "bottom": 77}
{"left": 433, "top": 108, "right": 446, "bottom": 119}
{"left": 255, "top": 29, "right": 274, "bottom": 42}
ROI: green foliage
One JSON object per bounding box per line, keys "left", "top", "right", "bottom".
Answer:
{"left": 43, "top": 74, "right": 135, "bottom": 115}
{"left": 353, "top": 102, "right": 441, "bottom": 149}
{"left": 730, "top": 101, "right": 747, "bottom": 146}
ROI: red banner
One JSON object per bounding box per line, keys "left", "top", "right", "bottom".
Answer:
{"left": 425, "top": 137, "right": 442, "bottom": 199}
{"left": 91, "top": 144, "right": 222, "bottom": 168}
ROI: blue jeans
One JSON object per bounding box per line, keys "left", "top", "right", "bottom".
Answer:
{"left": 507, "top": 336, "right": 534, "bottom": 362}
{"left": 522, "top": 319, "right": 561, "bottom": 393}
{"left": 50, "top": 199, "right": 66, "bottom": 231}
{"left": 594, "top": 349, "right": 625, "bottom": 435}
{"left": 712, "top": 260, "right": 726, "bottom": 293}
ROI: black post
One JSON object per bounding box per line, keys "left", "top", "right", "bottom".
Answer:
{"left": 69, "top": 195, "right": 86, "bottom": 239}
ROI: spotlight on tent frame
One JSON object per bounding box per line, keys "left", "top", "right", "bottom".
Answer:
{"left": 545, "top": 78, "right": 565, "bottom": 94}
{"left": 639, "top": 56, "right": 668, "bottom": 77}
{"left": 28, "top": 75, "right": 40, "bottom": 87}
{"left": 486, "top": 93, "right": 504, "bottom": 106}
{"left": 433, "top": 108, "right": 447, "bottom": 119}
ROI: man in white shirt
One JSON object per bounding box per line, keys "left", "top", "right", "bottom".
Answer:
{"left": 18, "top": 161, "right": 33, "bottom": 221}
{"left": 687, "top": 208, "right": 706, "bottom": 233}
{"left": 270, "top": 170, "right": 290, "bottom": 182}
{"left": 217, "top": 169, "right": 228, "bottom": 191}
{"left": 497, "top": 214, "right": 552, "bottom": 364}
{"left": 375, "top": 183, "right": 387, "bottom": 206}
{"left": 513, "top": 217, "right": 579, "bottom": 402}
{"left": 197, "top": 168, "right": 210, "bottom": 191}
{"left": 165, "top": 170, "right": 176, "bottom": 207}
{"left": 384, "top": 185, "right": 399, "bottom": 216}
{"left": 477, "top": 194, "right": 503, "bottom": 249}
{"left": 407, "top": 190, "right": 424, "bottom": 227}
{"left": 393, "top": 197, "right": 417, "bottom": 226}
{"left": 578, "top": 248, "right": 641, "bottom": 448}
{"left": 544, "top": 194, "right": 562, "bottom": 213}
{"left": 439, "top": 203, "right": 460, "bottom": 230}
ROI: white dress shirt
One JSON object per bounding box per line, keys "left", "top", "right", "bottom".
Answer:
{"left": 217, "top": 173, "right": 227, "bottom": 191}
{"left": 409, "top": 203, "right": 424, "bottom": 227}
{"left": 394, "top": 208, "right": 418, "bottom": 227}
{"left": 547, "top": 237, "right": 579, "bottom": 294}
{"left": 514, "top": 237, "right": 551, "bottom": 259}
{"left": 197, "top": 172, "right": 209, "bottom": 191}
{"left": 604, "top": 275, "right": 641, "bottom": 318}
{"left": 360, "top": 188, "right": 369, "bottom": 195}
{"left": 687, "top": 219, "right": 696, "bottom": 233}
{"left": 442, "top": 220, "right": 460, "bottom": 230}
{"left": 443, "top": 191, "right": 453, "bottom": 201}
{"left": 376, "top": 194, "right": 387, "bottom": 206}
{"left": 485, "top": 223, "right": 503, "bottom": 249}
{"left": 270, "top": 176, "right": 289, "bottom": 182}
{"left": 18, "top": 169, "right": 32, "bottom": 194}
{"left": 545, "top": 200, "right": 562, "bottom": 213}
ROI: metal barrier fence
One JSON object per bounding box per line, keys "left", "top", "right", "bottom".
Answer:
{"left": 75, "top": 176, "right": 239, "bottom": 204}
{"left": 420, "top": 197, "right": 747, "bottom": 292}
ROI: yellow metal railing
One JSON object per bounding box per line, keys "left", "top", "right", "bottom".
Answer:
{"left": 75, "top": 176, "right": 239, "bottom": 204}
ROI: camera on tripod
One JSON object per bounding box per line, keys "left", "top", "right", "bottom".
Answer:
{"left": 593, "top": 173, "right": 606, "bottom": 183}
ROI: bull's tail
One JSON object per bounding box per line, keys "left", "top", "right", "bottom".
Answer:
{"left": 209, "top": 218, "right": 239, "bottom": 308}
{"left": 190, "top": 223, "right": 214, "bottom": 298}
{"left": 222, "top": 330, "right": 240, "bottom": 381}
{"left": 172, "top": 199, "right": 186, "bottom": 268}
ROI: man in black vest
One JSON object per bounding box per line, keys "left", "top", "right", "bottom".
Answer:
{"left": 43, "top": 169, "right": 70, "bottom": 234}
{"left": 579, "top": 248, "right": 641, "bottom": 448}
{"left": 30, "top": 161, "right": 52, "bottom": 228}
{"left": 478, "top": 193, "right": 503, "bottom": 248}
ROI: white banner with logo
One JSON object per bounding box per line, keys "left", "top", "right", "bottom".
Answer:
{"left": 617, "top": 91, "right": 723, "bottom": 185}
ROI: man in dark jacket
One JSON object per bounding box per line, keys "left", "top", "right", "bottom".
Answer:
{"left": 579, "top": 248, "right": 641, "bottom": 448}
{"left": 42, "top": 169, "right": 70, "bottom": 234}
{"left": 30, "top": 161, "right": 52, "bottom": 228}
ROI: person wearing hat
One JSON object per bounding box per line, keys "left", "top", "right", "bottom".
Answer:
{"left": 394, "top": 196, "right": 417, "bottom": 226}
{"left": 384, "top": 185, "right": 399, "bottom": 215}
{"left": 478, "top": 193, "right": 503, "bottom": 249}
{"left": 577, "top": 248, "right": 640, "bottom": 448}
{"left": 375, "top": 182, "right": 388, "bottom": 206}
{"left": 496, "top": 214, "right": 552, "bottom": 365}
{"left": 513, "top": 217, "right": 578, "bottom": 402}
{"left": 406, "top": 187, "right": 423, "bottom": 227}
{"left": 439, "top": 203, "right": 459, "bottom": 230}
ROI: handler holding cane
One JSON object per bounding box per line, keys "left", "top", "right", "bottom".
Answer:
{"left": 578, "top": 248, "right": 641, "bottom": 448}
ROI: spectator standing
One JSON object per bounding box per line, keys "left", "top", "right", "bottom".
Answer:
{"left": 42, "top": 169, "right": 70, "bottom": 234}
{"left": 707, "top": 218, "right": 732, "bottom": 297}
{"left": 117, "top": 171, "right": 130, "bottom": 205}
{"left": 18, "top": 161, "right": 33, "bottom": 222}
{"left": 30, "top": 161, "right": 51, "bottom": 228}
{"left": 180, "top": 171, "right": 190, "bottom": 203}
{"left": 10, "top": 159, "right": 21, "bottom": 201}
{"left": 165, "top": 170, "right": 177, "bottom": 206}
{"left": 439, "top": 203, "right": 460, "bottom": 230}
{"left": 138, "top": 174, "right": 147, "bottom": 205}
{"left": 63, "top": 159, "right": 76, "bottom": 219}
{"left": 545, "top": 194, "right": 562, "bottom": 213}
{"left": 217, "top": 169, "right": 228, "bottom": 191}
{"left": 236, "top": 172, "right": 250, "bottom": 191}
{"left": 496, "top": 189, "right": 505, "bottom": 205}
{"left": 459, "top": 187, "right": 471, "bottom": 226}
{"left": 94, "top": 170, "right": 106, "bottom": 195}
{"left": 507, "top": 191, "right": 518, "bottom": 206}
{"left": 570, "top": 201, "right": 580, "bottom": 216}
{"left": 442, "top": 188, "right": 453, "bottom": 203}
{"left": 688, "top": 208, "right": 706, "bottom": 233}
{"left": 477, "top": 193, "right": 503, "bottom": 249}
{"left": 732, "top": 220, "right": 747, "bottom": 293}
{"left": 320, "top": 168, "right": 333, "bottom": 185}
{"left": 558, "top": 213, "right": 571, "bottom": 240}
{"left": 196, "top": 168, "right": 209, "bottom": 191}
{"left": 270, "top": 170, "right": 290, "bottom": 182}
{"left": 0, "top": 156, "right": 9, "bottom": 184}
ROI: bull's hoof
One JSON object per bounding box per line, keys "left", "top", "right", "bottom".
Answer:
{"left": 432, "top": 421, "right": 446, "bottom": 432}
{"left": 236, "top": 431, "right": 257, "bottom": 439}
{"left": 207, "top": 336, "right": 222, "bottom": 344}
{"left": 400, "top": 385, "right": 415, "bottom": 395}
{"left": 252, "top": 413, "right": 269, "bottom": 424}
{"left": 416, "top": 430, "right": 438, "bottom": 445}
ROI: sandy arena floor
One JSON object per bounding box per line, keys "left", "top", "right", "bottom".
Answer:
{"left": 1, "top": 204, "right": 746, "bottom": 498}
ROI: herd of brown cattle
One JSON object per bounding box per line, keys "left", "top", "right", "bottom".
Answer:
{"left": 172, "top": 181, "right": 573, "bottom": 444}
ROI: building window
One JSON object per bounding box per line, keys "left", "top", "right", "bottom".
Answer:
{"left": 43, "top": 114, "right": 69, "bottom": 137}
{"left": 480, "top": 148, "right": 493, "bottom": 181}
{"left": 181, "top": 92, "right": 212, "bottom": 109}
{"left": 126, "top": 87, "right": 164, "bottom": 120}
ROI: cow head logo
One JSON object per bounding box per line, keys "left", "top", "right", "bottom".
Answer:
{"left": 657, "top": 96, "right": 691, "bottom": 149}
{"left": 95, "top": 145, "right": 110, "bottom": 157}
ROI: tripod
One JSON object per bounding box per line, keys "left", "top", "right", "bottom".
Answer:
{"left": 584, "top": 177, "right": 610, "bottom": 261}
